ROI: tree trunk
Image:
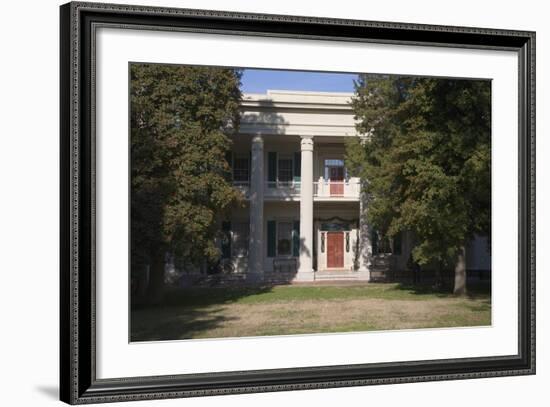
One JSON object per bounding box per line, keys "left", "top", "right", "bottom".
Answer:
{"left": 453, "top": 245, "right": 467, "bottom": 296}
{"left": 146, "top": 249, "right": 165, "bottom": 305}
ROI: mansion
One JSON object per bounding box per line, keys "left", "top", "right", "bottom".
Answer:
{"left": 206, "top": 90, "right": 490, "bottom": 283}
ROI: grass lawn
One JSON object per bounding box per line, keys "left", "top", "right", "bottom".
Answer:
{"left": 130, "top": 283, "right": 491, "bottom": 341}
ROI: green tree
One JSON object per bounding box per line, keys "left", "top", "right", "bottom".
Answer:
{"left": 346, "top": 74, "right": 491, "bottom": 294}
{"left": 130, "top": 64, "right": 243, "bottom": 303}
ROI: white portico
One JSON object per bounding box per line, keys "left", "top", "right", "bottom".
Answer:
{"left": 214, "top": 89, "right": 492, "bottom": 283}
{"left": 222, "top": 90, "right": 374, "bottom": 282}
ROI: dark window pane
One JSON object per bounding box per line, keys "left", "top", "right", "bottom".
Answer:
{"left": 278, "top": 158, "right": 293, "bottom": 182}
{"left": 233, "top": 157, "right": 249, "bottom": 182}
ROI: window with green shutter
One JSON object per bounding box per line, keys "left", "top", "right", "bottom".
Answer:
{"left": 233, "top": 156, "right": 249, "bottom": 182}
{"left": 278, "top": 157, "right": 293, "bottom": 183}
{"left": 371, "top": 229, "right": 402, "bottom": 255}
{"left": 277, "top": 222, "right": 293, "bottom": 256}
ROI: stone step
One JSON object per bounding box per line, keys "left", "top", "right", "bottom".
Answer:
{"left": 262, "top": 271, "right": 370, "bottom": 283}
{"left": 314, "top": 271, "right": 364, "bottom": 280}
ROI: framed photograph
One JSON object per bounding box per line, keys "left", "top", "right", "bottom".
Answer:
{"left": 60, "top": 1, "right": 535, "bottom": 404}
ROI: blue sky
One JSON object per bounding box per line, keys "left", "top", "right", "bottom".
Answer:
{"left": 240, "top": 68, "right": 358, "bottom": 93}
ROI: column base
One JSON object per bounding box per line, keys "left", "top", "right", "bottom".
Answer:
{"left": 294, "top": 269, "right": 315, "bottom": 282}
{"left": 246, "top": 272, "right": 264, "bottom": 284}
{"left": 356, "top": 268, "right": 371, "bottom": 281}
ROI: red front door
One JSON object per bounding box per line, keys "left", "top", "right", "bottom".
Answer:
{"left": 329, "top": 166, "right": 344, "bottom": 196}
{"left": 326, "top": 232, "right": 344, "bottom": 268}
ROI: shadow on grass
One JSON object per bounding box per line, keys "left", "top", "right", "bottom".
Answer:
{"left": 393, "top": 281, "right": 491, "bottom": 301}
{"left": 134, "top": 284, "right": 277, "bottom": 309}
{"left": 131, "top": 284, "right": 276, "bottom": 342}
{"left": 131, "top": 306, "right": 242, "bottom": 342}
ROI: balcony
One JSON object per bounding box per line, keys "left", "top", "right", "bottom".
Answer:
{"left": 314, "top": 179, "right": 360, "bottom": 200}
{"left": 233, "top": 181, "right": 301, "bottom": 200}
{"left": 233, "top": 179, "right": 360, "bottom": 201}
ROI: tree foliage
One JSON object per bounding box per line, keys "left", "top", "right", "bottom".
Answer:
{"left": 130, "top": 64, "right": 243, "bottom": 279}
{"left": 346, "top": 74, "right": 491, "bottom": 269}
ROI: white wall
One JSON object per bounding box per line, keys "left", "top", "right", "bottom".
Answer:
{"left": 0, "top": 1, "right": 547, "bottom": 407}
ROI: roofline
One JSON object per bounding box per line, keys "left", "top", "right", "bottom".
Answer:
{"left": 243, "top": 89, "right": 355, "bottom": 98}
{"left": 240, "top": 89, "right": 355, "bottom": 111}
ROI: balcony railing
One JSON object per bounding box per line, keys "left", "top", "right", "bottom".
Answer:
{"left": 314, "top": 180, "right": 360, "bottom": 199}
{"left": 265, "top": 180, "right": 301, "bottom": 198}
{"left": 266, "top": 180, "right": 301, "bottom": 190}
{"left": 233, "top": 179, "right": 360, "bottom": 199}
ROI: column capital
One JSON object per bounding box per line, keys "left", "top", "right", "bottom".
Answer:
{"left": 252, "top": 135, "right": 264, "bottom": 145}
{"left": 251, "top": 135, "right": 264, "bottom": 151}
{"left": 300, "top": 135, "right": 314, "bottom": 151}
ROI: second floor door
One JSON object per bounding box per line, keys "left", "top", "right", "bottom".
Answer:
{"left": 328, "top": 165, "right": 345, "bottom": 196}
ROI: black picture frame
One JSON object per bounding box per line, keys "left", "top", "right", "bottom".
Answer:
{"left": 60, "top": 1, "right": 536, "bottom": 404}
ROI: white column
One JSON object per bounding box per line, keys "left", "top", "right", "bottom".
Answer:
{"left": 248, "top": 135, "right": 264, "bottom": 281}
{"left": 297, "top": 136, "right": 315, "bottom": 281}
{"left": 357, "top": 188, "right": 371, "bottom": 280}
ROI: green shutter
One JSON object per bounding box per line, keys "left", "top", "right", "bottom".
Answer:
{"left": 293, "top": 152, "right": 301, "bottom": 182}
{"left": 267, "top": 220, "right": 277, "bottom": 257}
{"left": 221, "top": 221, "right": 231, "bottom": 258}
{"left": 292, "top": 221, "right": 300, "bottom": 257}
{"left": 371, "top": 229, "right": 378, "bottom": 255}
{"left": 268, "top": 152, "right": 277, "bottom": 186}
{"left": 393, "top": 232, "right": 402, "bottom": 255}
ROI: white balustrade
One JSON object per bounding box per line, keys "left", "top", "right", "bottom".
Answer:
{"left": 264, "top": 180, "right": 301, "bottom": 198}
{"left": 313, "top": 179, "right": 360, "bottom": 199}
{"left": 234, "top": 179, "right": 360, "bottom": 199}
